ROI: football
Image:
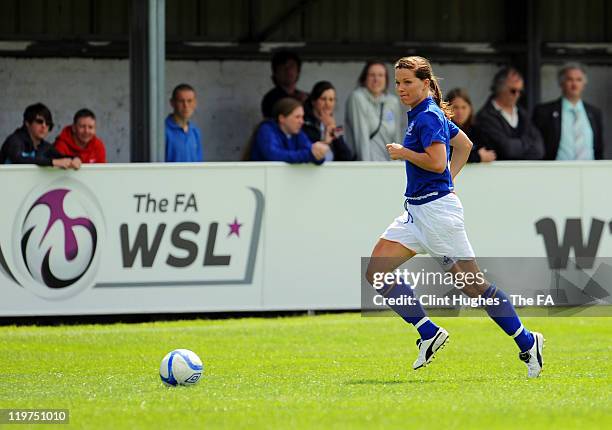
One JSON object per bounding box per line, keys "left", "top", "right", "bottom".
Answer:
{"left": 159, "top": 349, "right": 203, "bottom": 387}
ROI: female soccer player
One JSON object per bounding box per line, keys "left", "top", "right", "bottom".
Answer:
{"left": 365, "top": 56, "right": 544, "bottom": 378}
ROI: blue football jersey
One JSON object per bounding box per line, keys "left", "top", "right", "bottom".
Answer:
{"left": 403, "top": 97, "right": 459, "bottom": 204}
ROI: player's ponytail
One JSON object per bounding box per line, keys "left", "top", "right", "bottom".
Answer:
{"left": 429, "top": 75, "right": 453, "bottom": 120}
{"left": 395, "top": 56, "right": 454, "bottom": 120}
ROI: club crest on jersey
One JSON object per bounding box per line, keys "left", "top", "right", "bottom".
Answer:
{"left": 406, "top": 121, "right": 415, "bottom": 136}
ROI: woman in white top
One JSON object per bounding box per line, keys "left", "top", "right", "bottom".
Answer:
{"left": 345, "top": 61, "right": 404, "bottom": 161}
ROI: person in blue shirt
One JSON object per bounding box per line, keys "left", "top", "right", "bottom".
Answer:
{"left": 365, "top": 56, "right": 544, "bottom": 378}
{"left": 246, "top": 97, "right": 329, "bottom": 163}
{"left": 165, "top": 83, "right": 203, "bottom": 162}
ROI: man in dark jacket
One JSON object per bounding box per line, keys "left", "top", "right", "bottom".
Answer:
{"left": 475, "top": 67, "right": 544, "bottom": 160}
{"left": 0, "top": 103, "right": 77, "bottom": 169}
{"left": 261, "top": 50, "right": 308, "bottom": 119}
{"left": 533, "top": 63, "right": 604, "bottom": 160}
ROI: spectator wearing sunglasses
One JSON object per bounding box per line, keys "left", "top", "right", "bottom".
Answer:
{"left": 0, "top": 103, "right": 78, "bottom": 169}
{"left": 475, "top": 67, "right": 544, "bottom": 160}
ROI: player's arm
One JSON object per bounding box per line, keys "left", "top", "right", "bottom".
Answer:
{"left": 386, "top": 142, "right": 447, "bottom": 174}
{"left": 449, "top": 129, "right": 473, "bottom": 180}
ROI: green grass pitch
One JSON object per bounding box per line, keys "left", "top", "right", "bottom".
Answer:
{"left": 1, "top": 314, "right": 610, "bottom": 429}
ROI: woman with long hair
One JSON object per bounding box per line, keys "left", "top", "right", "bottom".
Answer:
{"left": 303, "top": 81, "right": 354, "bottom": 161}
{"left": 445, "top": 88, "right": 496, "bottom": 163}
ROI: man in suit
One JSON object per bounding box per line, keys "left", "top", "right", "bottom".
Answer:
{"left": 533, "top": 63, "right": 604, "bottom": 160}
{"left": 475, "top": 67, "right": 544, "bottom": 160}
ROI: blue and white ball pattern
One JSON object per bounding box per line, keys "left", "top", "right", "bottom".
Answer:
{"left": 159, "top": 349, "right": 203, "bottom": 386}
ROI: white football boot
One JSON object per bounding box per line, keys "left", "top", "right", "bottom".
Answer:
{"left": 519, "top": 331, "right": 545, "bottom": 378}
{"left": 413, "top": 327, "right": 449, "bottom": 370}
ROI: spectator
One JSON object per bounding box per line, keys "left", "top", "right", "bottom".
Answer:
{"left": 303, "top": 81, "right": 354, "bottom": 161}
{"left": 246, "top": 98, "right": 329, "bottom": 164}
{"left": 345, "top": 61, "right": 403, "bottom": 161}
{"left": 54, "top": 108, "right": 107, "bottom": 164}
{"left": 475, "top": 67, "right": 544, "bottom": 160}
{"left": 0, "top": 103, "right": 77, "bottom": 169}
{"left": 261, "top": 50, "right": 308, "bottom": 119}
{"left": 165, "top": 83, "right": 203, "bottom": 162}
{"left": 533, "top": 63, "right": 604, "bottom": 160}
{"left": 446, "top": 88, "right": 496, "bottom": 163}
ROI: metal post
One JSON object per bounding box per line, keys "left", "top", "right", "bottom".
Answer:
{"left": 526, "top": 0, "right": 541, "bottom": 113}
{"left": 150, "top": 0, "right": 165, "bottom": 162}
{"left": 130, "top": 0, "right": 165, "bottom": 162}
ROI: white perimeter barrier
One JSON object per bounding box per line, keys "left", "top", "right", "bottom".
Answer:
{"left": 1, "top": 161, "right": 611, "bottom": 316}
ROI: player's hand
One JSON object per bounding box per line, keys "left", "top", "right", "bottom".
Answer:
{"left": 311, "top": 142, "right": 330, "bottom": 160}
{"left": 386, "top": 143, "right": 406, "bottom": 160}
{"left": 478, "top": 147, "right": 497, "bottom": 162}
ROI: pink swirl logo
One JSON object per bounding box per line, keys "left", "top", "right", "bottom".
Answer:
{"left": 21, "top": 188, "right": 98, "bottom": 289}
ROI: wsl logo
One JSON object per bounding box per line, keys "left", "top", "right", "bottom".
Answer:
{"left": 7, "top": 178, "right": 105, "bottom": 299}
{"left": 22, "top": 188, "right": 97, "bottom": 288}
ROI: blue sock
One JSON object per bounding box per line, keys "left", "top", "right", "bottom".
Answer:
{"left": 378, "top": 281, "right": 439, "bottom": 340}
{"left": 483, "top": 284, "right": 534, "bottom": 352}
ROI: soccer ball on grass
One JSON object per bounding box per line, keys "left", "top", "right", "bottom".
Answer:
{"left": 159, "top": 349, "right": 203, "bottom": 386}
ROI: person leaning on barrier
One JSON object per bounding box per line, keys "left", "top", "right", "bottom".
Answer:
{"left": 0, "top": 103, "right": 78, "bottom": 169}
{"left": 445, "top": 88, "right": 496, "bottom": 163}
{"left": 474, "top": 67, "right": 544, "bottom": 160}
{"left": 54, "top": 108, "right": 107, "bottom": 165}
{"left": 303, "top": 81, "right": 355, "bottom": 161}
{"left": 533, "top": 63, "right": 604, "bottom": 160}
{"left": 244, "top": 97, "right": 329, "bottom": 164}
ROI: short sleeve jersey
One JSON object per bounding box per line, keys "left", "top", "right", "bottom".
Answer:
{"left": 402, "top": 96, "right": 459, "bottom": 205}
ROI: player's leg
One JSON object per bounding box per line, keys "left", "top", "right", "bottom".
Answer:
{"left": 449, "top": 259, "right": 544, "bottom": 378}
{"left": 366, "top": 238, "right": 449, "bottom": 369}
{"left": 423, "top": 193, "right": 543, "bottom": 377}
{"left": 449, "top": 259, "right": 535, "bottom": 349}
{"left": 366, "top": 238, "right": 437, "bottom": 337}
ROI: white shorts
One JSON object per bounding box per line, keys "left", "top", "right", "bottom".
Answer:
{"left": 381, "top": 193, "right": 475, "bottom": 264}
